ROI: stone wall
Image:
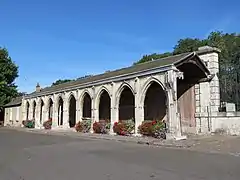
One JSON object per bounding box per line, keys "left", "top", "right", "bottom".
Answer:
{"left": 196, "top": 112, "right": 240, "bottom": 135}
{"left": 211, "top": 113, "right": 240, "bottom": 135}
{"left": 4, "top": 105, "right": 22, "bottom": 127}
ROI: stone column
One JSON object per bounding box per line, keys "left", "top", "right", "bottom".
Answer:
{"left": 63, "top": 98, "right": 69, "bottom": 129}
{"left": 93, "top": 93, "right": 99, "bottom": 123}
{"left": 110, "top": 82, "right": 118, "bottom": 135}
{"left": 75, "top": 98, "right": 80, "bottom": 123}
{"left": 90, "top": 87, "right": 96, "bottom": 133}
{"left": 134, "top": 77, "right": 144, "bottom": 136}
{"left": 35, "top": 101, "right": 41, "bottom": 129}
{"left": 166, "top": 69, "right": 185, "bottom": 139}
{"left": 29, "top": 101, "right": 34, "bottom": 121}
{"left": 51, "top": 98, "right": 58, "bottom": 128}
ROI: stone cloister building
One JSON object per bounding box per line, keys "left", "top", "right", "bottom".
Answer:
{"left": 4, "top": 46, "right": 222, "bottom": 138}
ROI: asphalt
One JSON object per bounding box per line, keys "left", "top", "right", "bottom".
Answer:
{"left": 0, "top": 129, "right": 240, "bottom": 180}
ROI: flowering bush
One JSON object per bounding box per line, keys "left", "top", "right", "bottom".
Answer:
{"left": 43, "top": 119, "right": 52, "bottom": 129}
{"left": 138, "top": 120, "right": 166, "bottom": 139}
{"left": 93, "top": 120, "right": 110, "bottom": 134}
{"left": 75, "top": 119, "right": 91, "bottom": 133}
{"left": 22, "top": 119, "right": 35, "bottom": 128}
{"left": 113, "top": 119, "right": 135, "bottom": 136}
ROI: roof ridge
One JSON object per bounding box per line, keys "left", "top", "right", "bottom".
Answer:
{"left": 26, "top": 51, "right": 193, "bottom": 97}
{"left": 45, "top": 52, "right": 193, "bottom": 90}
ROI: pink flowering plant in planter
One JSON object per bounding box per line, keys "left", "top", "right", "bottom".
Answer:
{"left": 93, "top": 119, "right": 110, "bottom": 134}
{"left": 22, "top": 119, "right": 35, "bottom": 128}
{"left": 138, "top": 120, "right": 166, "bottom": 139}
{"left": 113, "top": 119, "right": 135, "bottom": 136}
{"left": 75, "top": 118, "right": 91, "bottom": 133}
{"left": 43, "top": 118, "right": 52, "bottom": 130}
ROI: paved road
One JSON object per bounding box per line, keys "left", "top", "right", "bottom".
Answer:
{"left": 0, "top": 129, "right": 239, "bottom": 180}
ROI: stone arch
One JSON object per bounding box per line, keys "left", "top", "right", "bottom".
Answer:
{"left": 32, "top": 100, "right": 36, "bottom": 120}
{"left": 115, "top": 82, "right": 135, "bottom": 107}
{"left": 67, "top": 92, "right": 77, "bottom": 104}
{"left": 97, "top": 88, "right": 111, "bottom": 121}
{"left": 57, "top": 96, "right": 64, "bottom": 126}
{"left": 140, "top": 77, "right": 166, "bottom": 105}
{"left": 117, "top": 83, "right": 135, "bottom": 121}
{"left": 47, "top": 98, "right": 53, "bottom": 120}
{"left": 39, "top": 99, "right": 44, "bottom": 123}
{"left": 79, "top": 89, "right": 93, "bottom": 102}
{"left": 95, "top": 86, "right": 111, "bottom": 106}
{"left": 80, "top": 91, "right": 92, "bottom": 119}
{"left": 141, "top": 79, "right": 167, "bottom": 121}
{"left": 25, "top": 101, "right": 30, "bottom": 120}
{"left": 68, "top": 94, "right": 76, "bottom": 127}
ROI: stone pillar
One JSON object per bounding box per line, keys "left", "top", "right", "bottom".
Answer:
{"left": 134, "top": 77, "right": 144, "bottom": 136}
{"left": 35, "top": 101, "right": 41, "bottom": 129}
{"left": 75, "top": 98, "right": 80, "bottom": 123}
{"left": 110, "top": 82, "right": 118, "bottom": 134}
{"left": 93, "top": 94, "right": 99, "bottom": 123}
{"left": 90, "top": 87, "right": 96, "bottom": 133}
{"left": 51, "top": 98, "right": 58, "bottom": 128}
{"left": 166, "top": 69, "right": 185, "bottom": 139}
{"left": 29, "top": 102, "right": 33, "bottom": 121}
{"left": 62, "top": 98, "right": 69, "bottom": 129}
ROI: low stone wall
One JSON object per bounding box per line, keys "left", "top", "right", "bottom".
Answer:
{"left": 211, "top": 112, "right": 240, "bottom": 135}
{"left": 196, "top": 112, "right": 240, "bottom": 135}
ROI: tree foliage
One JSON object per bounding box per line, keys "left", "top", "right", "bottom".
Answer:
{"left": 52, "top": 79, "right": 72, "bottom": 86}
{"left": 0, "top": 47, "right": 18, "bottom": 110}
{"left": 133, "top": 52, "right": 172, "bottom": 65}
{"left": 52, "top": 75, "right": 93, "bottom": 86}
{"left": 135, "top": 31, "right": 240, "bottom": 109}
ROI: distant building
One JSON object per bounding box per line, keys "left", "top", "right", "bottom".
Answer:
{"left": 3, "top": 96, "right": 23, "bottom": 127}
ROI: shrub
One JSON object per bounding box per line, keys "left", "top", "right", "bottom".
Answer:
{"left": 43, "top": 119, "right": 52, "bottom": 129}
{"left": 93, "top": 120, "right": 110, "bottom": 134}
{"left": 75, "top": 119, "right": 91, "bottom": 133}
{"left": 22, "top": 119, "right": 35, "bottom": 128}
{"left": 75, "top": 121, "right": 83, "bottom": 132}
{"left": 113, "top": 119, "right": 135, "bottom": 136}
{"left": 138, "top": 120, "right": 166, "bottom": 139}
{"left": 138, "top": 121, "right": 154, "bottom": 136}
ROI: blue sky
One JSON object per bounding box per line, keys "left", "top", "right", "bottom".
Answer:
{"left": 0, "top": 0, "right": 239, "bottom": 93}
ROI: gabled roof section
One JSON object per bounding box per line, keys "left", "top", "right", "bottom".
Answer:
{"left": 175, "top": 52, "right": 210, "bottom": 76}
{"left": 26, "top": 52, "right": 197, "bottom": 98}
{"left": 4, "top": 96, "right": 23, "bottom": 108}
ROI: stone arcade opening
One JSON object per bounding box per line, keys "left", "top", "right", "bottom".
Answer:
{"left": 144, "top": 81, "right": 167, "bottom": 121}
{"left": 68, "top": 95, "right": 76, "bottom": 128}
{"left": 118, "top": 86, "right": 135, "bottom": 121}
{"left": 82, "top": 92, "right": 91, "bottom": 119}
{"left": 98, "top": 90, "right": 111, "bottom": 121}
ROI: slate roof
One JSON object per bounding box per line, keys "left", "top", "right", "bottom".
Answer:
{"left": 26, "top": 52, "right": 194, "bottom": 98}
{"left": 4, "top": 96, "right": 23, "bottom": 107}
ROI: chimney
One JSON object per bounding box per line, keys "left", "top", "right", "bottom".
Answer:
{"left": 36, "top": 83, "right": 41, "bottom": 92}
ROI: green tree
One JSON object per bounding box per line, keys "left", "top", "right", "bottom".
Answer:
{"left": 134, "top": 31, "right": 240, "bottom": 109}
{"left": 0, "top": 47, "right": 18, "bottom": 110}
{"left": 134, "top": 52, "right": 172, "bottom": 65}
{"left": 173, "top": 38, "right": 208, "bottom": 55}
{"left": 52, "top": 79, "right": 72, "bottom": 86}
